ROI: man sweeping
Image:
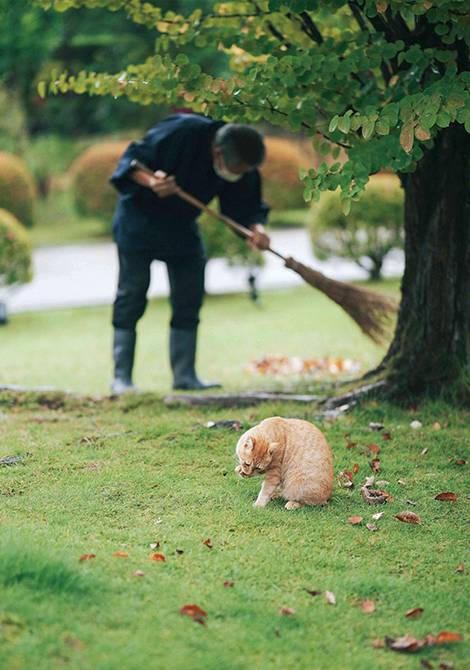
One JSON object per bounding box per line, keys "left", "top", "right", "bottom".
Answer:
{"left": 109, "top": 113, "right": 270, "bottom": 393}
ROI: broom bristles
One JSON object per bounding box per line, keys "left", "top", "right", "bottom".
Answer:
{"left": 284, "top": 257, "right": 397, "bottom": 345}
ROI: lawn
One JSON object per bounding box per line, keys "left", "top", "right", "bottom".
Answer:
{"left": 0, "top": 390, "right": 468, "bottom": 670}
{"left": 0, "top": 283, "right": 396, "bottom": 396}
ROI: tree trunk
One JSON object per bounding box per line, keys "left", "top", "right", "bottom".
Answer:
{"left": 381, "top": 123, "right": 470, "bottom": 394}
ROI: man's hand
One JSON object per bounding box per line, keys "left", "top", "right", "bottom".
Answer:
{"left": 131, "top": 168, "right": 179, "bottom": 197}
{"left": 248, "top": 223, "right": 270, "bottom": 251}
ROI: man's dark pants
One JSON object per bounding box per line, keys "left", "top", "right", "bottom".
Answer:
{"left": 112, "top": 249, "right": 206, "bottom": 331}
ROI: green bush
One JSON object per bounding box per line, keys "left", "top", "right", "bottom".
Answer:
{"left": 0, "top": 152, "right": 37, "bottom": 228}
{"left": 198, "top": 201, "right": 263, "bottom": 268}
{"left": 309, "top": 174, "right": 404, "bottom": 280}
{"left": 0, "top": 208, "right": 33, "bottom": 287}
{"left": 259, "top": 137, "right": 309, "bottom": 212}
{"left": 69, "top": 141, "right": 131, "bottom": 222}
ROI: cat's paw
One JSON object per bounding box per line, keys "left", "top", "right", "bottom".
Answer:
{"left": 253, "top": 499, "right": 267, "bottom": 508}
{"left": 235, "top": 465, "right": 242, "bottom": 475}
{"left": 285, "top": 500, "right": 303, "bottom": 510}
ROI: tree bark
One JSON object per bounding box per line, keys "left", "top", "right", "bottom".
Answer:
{"left": 381, "top": 123, "right": 470, "bottom": 393}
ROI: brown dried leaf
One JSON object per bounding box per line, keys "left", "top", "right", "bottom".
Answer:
{"left": 366, "top": 523, "right": 378, "bottom": 532}
{"left": 369, "top": 443, "right": 380, "bottom": 454}
{"left": 78, "top": 554, "right": 96, "bottom": 562}
{"left": 382, "top": 432, "right": 392, "bottom": 441}
{"left": 436, "top": 631, "right": 463, "bottom": 645}
{"left": 388, "top": 634, "right": 423, "bottom": 652}
{"left": 364, "top": 475, "right": 375, "bottom": 488}
{"left": 362, "top": 600, "right": 375, "bottom": 613}
{"left": 456, "top": 562, "right": 464, "bottom": 572}
{"left": 113, "top": 551, "right": 129, "bottom": 558}
{"left": 176, "top": 549, "right": 184, "bottom": 555}
{"left": 279, "top": 606, "right": 295, "bottom": 615}
{"left": 421, "top": 447, "right": 428, "bottom": 455}
{"left": 344, "top": 433, "right": 351, "bottom": 439}
{"left": 423, "top": 632, "right": 437, "bottom": 646}
{"left": 435, "top": 492, "right": 458, "bottom": 502}
{"left": 369, "top": 422, "right": 384, "bottom": 431}
{"left": 420, "top": 660, "right": 433, "bottom": 669}
{"left": 376, "top": 1, "right": 387, "bottom": 12}
{"left": 203, "top": 538, "right": 213, "bottom": 548}
{"left": 133, "top": 570, "right": 144, "bottom": 578}
{"left": 348, "top": 516, "right": 363, "bottom": 524}
{"left": 405, "top": 607, "right": 424, "bottom": 618}
{"left": 400, "top": 122, "right": 414, "bottom": 154}
{"left": 346, "top": 441, "right": 357, "bottom": 450}
{"left": 150, "top": 542, "right": 160, "bottom": 550}
{"left": 180, "top": 604, "right": 208, "bottom": 625}
{"left": 148, "top": 553, "right": 166, "bottom": 562}
{"left": 455, "top": 459, "right": 467, "bottom": 465}
{"left": 353, "top": 463, "right": 359, "bottom": 474}
{"left": 306, "top": 589, "right": 322, "bottom": 596}
{"left": 372, "top": 638, "right": 384, "bottom": 648}
{"left": 223, "top": 581, "right": 234, "bottom": 587}
{"left": 325, "top": 590, "right": 336, "bottom": 604}
{"left": 361, "top": 487, "right": 389, "bottom": 505}
{"left": 395, "top": 510, "right": 422, "bottom": 525}
{"left": 369, "top": 458, "right": 381, "bottom": 473}
{"left": 439, "top": 662, "right": 454, "bottom": 669}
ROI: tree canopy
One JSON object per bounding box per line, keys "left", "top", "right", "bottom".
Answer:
{"left": 36, "top": 0, "right": 470, "bottom": 210}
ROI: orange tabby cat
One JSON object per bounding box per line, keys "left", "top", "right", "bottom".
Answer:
{"left": 235, "top": 417, "right": 334, "bottom": 509}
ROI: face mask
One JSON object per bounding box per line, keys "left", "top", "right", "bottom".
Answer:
{"left": 213, "top": 158, "right": 244, "bottom": 182}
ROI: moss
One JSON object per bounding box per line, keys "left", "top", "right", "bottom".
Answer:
{"left": 0, "top": 151, "right": 37, "bottom": 227}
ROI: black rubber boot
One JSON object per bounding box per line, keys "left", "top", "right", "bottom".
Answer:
{"left": 170, "top": 328, "right": 221, "bottom": 390}
{"left": 110, "top": 328, "right": 138, "bottom": 394}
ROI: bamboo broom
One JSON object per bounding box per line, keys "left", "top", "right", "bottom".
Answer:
{"left": 130, "top": 159, "right": 397, "bottom": 345}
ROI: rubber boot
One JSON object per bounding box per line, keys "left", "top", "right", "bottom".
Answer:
{"left": 170, "top": 327, "right": 221, "bottom": 390}
{"left": 110, "top": 327, "right": 138, "bottom": 394}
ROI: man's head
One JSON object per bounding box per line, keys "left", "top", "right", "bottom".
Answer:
{"left": 212, "top": 124, "right": 265, "bottom": 181}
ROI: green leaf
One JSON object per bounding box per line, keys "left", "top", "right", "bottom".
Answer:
{"left": 337, "top": 115, "right": 351, "bottom": 134}
{"left": 376, "top": 118, "right": 390, "bottom": 135}
{"left": 341, "top": 199, "right": 351, "bottom": 215}
{"left": 37, "top": 81, "right": 47, "bottom": 99}
{"left": 362, "top": 119, "right": 375, "bottom": 140}
{"left": 436, "top": 111, "right": 450, "bottom": 127}
{"left": 329, "top": 115, "right": 339, "bottom": 132}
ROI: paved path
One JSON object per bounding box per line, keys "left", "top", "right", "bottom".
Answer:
{"left": 5, "top": 229, "right": 404, "bottom": 314}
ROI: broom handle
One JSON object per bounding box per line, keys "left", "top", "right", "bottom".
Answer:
{"left": 130, "top": 159, "right": 286, "bottom": 261}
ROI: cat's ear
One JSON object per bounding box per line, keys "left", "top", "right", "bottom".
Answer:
{"left": 268, "top": 442, "right": 279, "bottom": 456}
{"left": 245, "top": 436, "right": 254, "bottom": 451}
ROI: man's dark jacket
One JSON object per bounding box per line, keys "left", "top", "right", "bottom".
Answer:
{"left": 110, "top": 114, "right": 269, "bottom": 258}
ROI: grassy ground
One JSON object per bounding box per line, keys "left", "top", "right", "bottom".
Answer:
{"left": 0, "top": 390, "right": 468, "bottom": 670}
{"left": 0, "top": 283, "right": 397, "bottom": 396}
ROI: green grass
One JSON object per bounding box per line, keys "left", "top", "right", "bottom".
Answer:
{"left": 0, "top": 392, "right": 468, "bottom": 670}
{"left": 0, "top": 283, "right": 397, "bottom": 395}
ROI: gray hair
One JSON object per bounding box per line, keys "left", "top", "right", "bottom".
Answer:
{"left": 214, "top": 123, "right": 266, "bottom": 168}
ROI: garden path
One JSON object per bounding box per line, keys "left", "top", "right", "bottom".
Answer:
{"left": 7, "top": 228, "right": 404, "bottom": 314}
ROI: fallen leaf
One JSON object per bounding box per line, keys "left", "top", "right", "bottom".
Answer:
{"left": 353, "top": 463, "right": 359, "bottom": 474}
{"left": 398, "top": 480, "right": 406, "bottom": 486}
{"left": 435, "top": 492, "right": 458, "bottom": 502}
{"left": 395, "top": 510, "right": 422, "bottom": 525}
{"left": 344, "top": 433, "right": 351, "bottom": 439}
{"left": 275, "top": 630, "right": 281, "bottom": 637}
{"left": 455, "top": 459, "right": 467, "bottom": 465}
{"left": 364, "top": 475, "right": 375, "bottom": 488}
{"left": 420, "top": 660, "right": 433, "bottom": 669}
{"left": 176, "top": 549, "right": 184, "bottom": 554}
{"left": 279, "top": 606, "right": 295, "bottom": 615}
{"left": 407, "top": 500, "right": 417, "bottom": 506}
{"left": 325, "top": 590, "right": 336, "bottom": 604}
{"left": 382, "top": 432, "right": 392, "bottom": 441}
{"left": 439, "top": 662, "right": 454, "bottom": 669}
{"left": 369, "top": 443, "right": 380, "bottom": 454}
{"left": 346, "top": 441, "right": 357, "bottom": 450}
{"left": 436, "top": 631, "right": 462, "bottom": 645}
{"left": 223, "top": 581, "right": 234, "bottom": 587}
{"left": 78, "top": 554, "right": 96, "bottom": 562}
{"left": 305, "top": 589, "right": 322, "bottom": 596}
{"left": 372, "top": 638, "right": 384, "bottom": 648}
{"left": 148, "top": 553, "right": 165, "bottom": 561}
{"left": 113, "top": 551, "right": 129, "bottom": 558}
{"left": 432, "top": 422, "right": 441, "bottom": 430}
{"left": 423, "top": 632, "right": 437, "bottom": 646}
{"left": 410, "top": 420, "right": 422, "bottom": 429}
{"left": 371, "top": 512, "right": 383, "bottom": 520}
{"left": 369, "top": 458, "right": 381, "bottom": 473}
{"left": 203, "top": 538, "right": 213, "bottom": 548}
{"left": 375, "top": 480, "right": 390, "bottom": 487}
{"left": 133, "top": 570, "right": 144, "bottom": 577}
{"left": 405, "top": 607, "right": 424, "bottom": 618}
{"left": 366, "top": 523, "right": 378, "bottom": 532}
{"left": 362, "top": 600, "right": 375, "bottom": 613}
{"left": 386, "top": 634, "right": 423, "bottom": 652}
{"left": 369, "top": 422, "right": 384, "bottom": 431}
{"left": 348, "top": 516, "right": 363, "bottom": 524}
{"left": 456, "top": 562, "right": 464, "bottom": 572}
{"left": 421, "top": 447, "right": 428, "bottom": 455}
{"left": 150, "top": 542, "right": 160, "bottom": 550}
{"left": 180, "top": 604, "right": 207, "bottom": 625}
{"left": 361, "top": 487, "right": 390, "bottom": 505}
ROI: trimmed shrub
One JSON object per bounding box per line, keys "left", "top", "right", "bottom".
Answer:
{"left": 0, "top": 152, "right": 37, "bottom": 228}
{"left": 198, "top": 201, "right": 263, "bottom": 268}
{"left": 259, "top": 137, "right": 309, "bottom": 212}
{"left": 308, "top": 174, "right": 404, "bottom": 281}
{"left": 0, "top": 208, "right": 33, "bottom": 287}
{"left": 69, "top": 141, "right": 131, "bottom": 221}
